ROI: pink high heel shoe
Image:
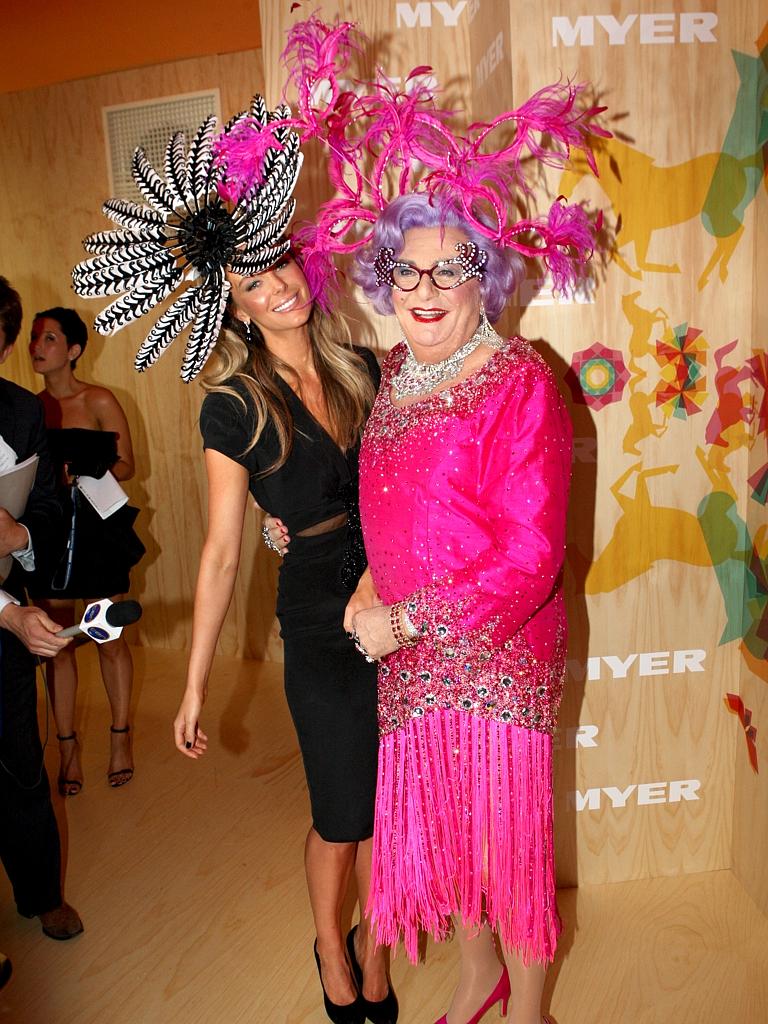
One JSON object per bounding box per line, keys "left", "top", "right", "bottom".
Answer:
{"left": 433, "top": 965, "right": 510, "bottom": 1024}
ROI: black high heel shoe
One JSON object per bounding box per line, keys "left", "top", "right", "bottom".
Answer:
{"left": 346, "top": 926, "right": 399, "bottom": 1024}
{"left": 314, "top": 941, "right": 366, "bottom": 1024}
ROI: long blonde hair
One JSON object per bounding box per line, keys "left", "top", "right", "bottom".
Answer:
{"left": 201, "top": 304, "right": 377, "bottom": 476}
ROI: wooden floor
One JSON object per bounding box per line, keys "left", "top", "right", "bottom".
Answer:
{"left": 1, "top": 645, "right": 766, "bottom": 1024}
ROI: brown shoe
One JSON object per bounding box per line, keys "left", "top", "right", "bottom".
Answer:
{"left": 38, "top": 903, "right": 84, "bottom": 941}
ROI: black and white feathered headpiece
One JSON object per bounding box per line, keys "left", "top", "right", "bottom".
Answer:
{"left": 72, "top": 96, "right": 303, "bottom": 381}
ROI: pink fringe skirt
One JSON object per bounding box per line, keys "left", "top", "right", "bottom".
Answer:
{"left": 367, "top": 709, "right": 560, "bottom": 964}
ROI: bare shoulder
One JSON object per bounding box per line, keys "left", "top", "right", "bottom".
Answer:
{"left": 82, "top": 383, "right": 124, "bottom": 415}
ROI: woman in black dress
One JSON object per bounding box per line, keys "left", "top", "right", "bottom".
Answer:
{"left": 173, "top": 251, "right": 395, "bottom": 1024}
{"left": 29, "top": 308, "right": 144, "bottom": 795}
{"left": 71, "top": 90, "right": 395, "bottom": 1023}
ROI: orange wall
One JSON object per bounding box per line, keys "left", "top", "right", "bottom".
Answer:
{"left": 1, "top": 0, "right": 262, "bottom": 93}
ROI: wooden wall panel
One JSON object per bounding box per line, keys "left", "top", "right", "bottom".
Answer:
{"left": 732, "top": 25, "right": 768, "bottom": 911}
{"left": 502, "top": 0, "right": 764, "bottom": 885}
{"left": 0, "top": 48, "right": 284, "bottom": 660}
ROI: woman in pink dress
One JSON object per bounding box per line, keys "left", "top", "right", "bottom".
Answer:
{"left": 347, "top": 194, "right": 572, "bottom": 1024}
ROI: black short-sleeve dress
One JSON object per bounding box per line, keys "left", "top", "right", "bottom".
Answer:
{"left": 199, "top": 347, "right": 380, "bottom": 843}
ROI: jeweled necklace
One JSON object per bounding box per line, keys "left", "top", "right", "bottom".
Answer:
{"left": 392, "top": 313, "right": 504, "bottom": 400}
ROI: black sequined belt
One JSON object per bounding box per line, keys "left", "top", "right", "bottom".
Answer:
{"left": 339, "top": 481, "right": 367, "bottom": 589}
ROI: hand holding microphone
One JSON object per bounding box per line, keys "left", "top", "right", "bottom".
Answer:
{"left": 56, "top": 598, "right": 142, "bottom": 643}
{"left": 0, "top": 603, "right": 71, "bottom": 657}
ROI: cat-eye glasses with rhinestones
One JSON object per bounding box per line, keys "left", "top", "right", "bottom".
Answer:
{"left": 374, "top": 241, "right": 488, "bottom": 291}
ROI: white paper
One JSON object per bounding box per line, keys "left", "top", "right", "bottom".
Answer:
{"left": 76, "top": 470, "right": 129, "bottom": 520}
{"left": 0, "top": 454, "right": 39, "bottom": 583}
{"left": 0, "top": 435, "right": 18, "bottom": 472}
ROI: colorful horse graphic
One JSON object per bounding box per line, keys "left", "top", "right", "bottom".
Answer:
{"left": 698, "top": 28, "right": 768, "bottom": 289}
{"left": 704, "top": 339, "right": 754, "bottom": 450}
{"left": 697, "top": 483, "right": 768, "bottom": 682}
{"left": 560, "top": 25, "right": 767, "bottom": 287}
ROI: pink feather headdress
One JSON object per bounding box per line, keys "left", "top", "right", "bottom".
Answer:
{"left": 214, "top": 13, "right": 610, "bottom": 305}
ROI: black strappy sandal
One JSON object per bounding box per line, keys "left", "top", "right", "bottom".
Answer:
{"left": 56, "top": 733, "right": 83, "bottom": 797}
{"left": 108, "top": 725, "right": 134, "bottom": 788}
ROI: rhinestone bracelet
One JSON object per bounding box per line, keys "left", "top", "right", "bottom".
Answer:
{"left": 390, "top": 601, "right": 419, "bottom": 648}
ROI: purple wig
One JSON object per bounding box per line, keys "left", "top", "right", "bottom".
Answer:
{"left": 353, "top": 194, "right": 525, "bottom": 321}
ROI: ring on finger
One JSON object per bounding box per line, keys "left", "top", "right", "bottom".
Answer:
{"left": 353, "top": 636, "right": 375, "bottom": 663}
{"left": 261, "top": 522, "right": 281, "bottom": 554}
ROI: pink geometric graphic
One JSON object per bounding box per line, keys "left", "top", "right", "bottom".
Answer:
{"left": 655, "top": 323, "right": 707, "bottom": 419}
{"left": 570, "top": 342, "right": 629, "bottom": 410}
{"left": 749, "top": 462, "right": 768, "bottom": 505}
{"left": 748, "top": 349, "right": 768, "bottom": 437}
{"left": 725, "top": 693, "right": 759, "bottom": 774}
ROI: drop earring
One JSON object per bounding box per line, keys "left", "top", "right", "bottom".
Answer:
{"left": 477, "top": 303, "right": 492, "bottom": 339}
{"left": 474, "top": 303, "right": 504, "bottom": 350}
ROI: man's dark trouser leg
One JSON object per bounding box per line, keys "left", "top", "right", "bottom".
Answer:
{"left": 0, "top": 631, "right": 62, "bottom": 917}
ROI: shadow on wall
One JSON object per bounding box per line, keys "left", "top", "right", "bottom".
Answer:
{"left": 534, "top": 335, "right": 597, "bottom": 874}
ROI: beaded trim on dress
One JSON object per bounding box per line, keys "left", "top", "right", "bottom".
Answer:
{"left": 368, "top": 709, "right": 561, "bottom": 964}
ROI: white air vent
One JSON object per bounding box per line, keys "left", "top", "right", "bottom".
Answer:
{"left": 103, "top": 90, "right": 221, "bottom": 202}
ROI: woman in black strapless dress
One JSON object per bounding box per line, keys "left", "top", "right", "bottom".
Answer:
{"left": 28, "top": 307, "right": 144, "bottom": 796}
{"left": 173, "top": 251, "right": 395, "bottom": 1024}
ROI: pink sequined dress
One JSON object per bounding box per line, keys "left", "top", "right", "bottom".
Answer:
{"left": 359, "top": 336, "right": 572, "bottom": 964}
